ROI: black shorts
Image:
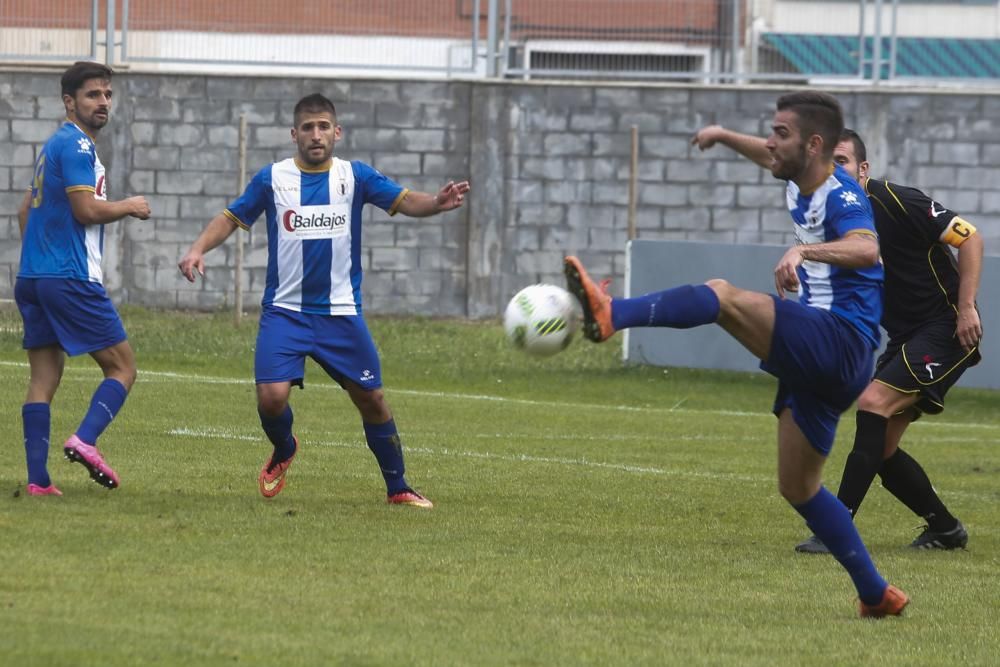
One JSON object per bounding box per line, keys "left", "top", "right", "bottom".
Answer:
{"left": 874, "top": 319, "right": 981, "bottom": 416}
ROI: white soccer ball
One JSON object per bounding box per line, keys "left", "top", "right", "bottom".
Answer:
{"left": 504, "top": 284, "right": 582, "bottom": 357}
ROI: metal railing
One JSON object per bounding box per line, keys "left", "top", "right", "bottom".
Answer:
{"left": 119, "top": 0, "right": 486, "bottom": 75}
{"left": 0, "top": 0, "right": 99, "bottom": 62}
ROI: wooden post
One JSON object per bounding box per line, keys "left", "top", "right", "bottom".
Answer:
{"left": 234, "top": 114, "right": 247, "bottom": 325}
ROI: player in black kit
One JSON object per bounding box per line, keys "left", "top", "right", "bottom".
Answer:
{"left": 691, "top": 125, "right": 984, "bottom": 552}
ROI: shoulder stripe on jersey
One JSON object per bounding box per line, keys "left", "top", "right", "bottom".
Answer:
{"left": 223, "top": 208, "right": 250, "bottom": 230}
{"left": 388, "top": 188, "right": 410, "bottom": 216}
{"left": 843, "top": 229, "right": 878, "bottom": 239}
{"left": 882, "top": 181, "right": 908, "bottom": 214}
{"left": 65, "top": 185, "right": 96, "bottom": 194}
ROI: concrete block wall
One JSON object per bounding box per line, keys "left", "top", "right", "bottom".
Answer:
{"left": 2, "top": 70, "right": 998, "bottom": 317}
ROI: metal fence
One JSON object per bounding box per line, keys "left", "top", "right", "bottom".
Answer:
{"left": 0, "top": 0, "right": 99, "bottom": 62}
{"left": 3, "top": 0, "right": 1000, "bottom": 84}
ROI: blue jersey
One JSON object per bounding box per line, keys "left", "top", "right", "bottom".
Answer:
{"left": 225, "top": 157, "right": 406, "bottom": 316}
{"left": 785, "top": 164, "right": 883, "bottom": 349}
{"left": 19, "top": 121, "right": 108, "bottom": 283}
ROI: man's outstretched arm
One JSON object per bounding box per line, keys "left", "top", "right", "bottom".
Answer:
{"left": 691, "top": 125, "right": 772, "bottom": 169}
{"left": 394, "top": 180, "right": 470, "bottom": 218}
{"left": 178, "top": 213, "right": 240, "bottom": 282}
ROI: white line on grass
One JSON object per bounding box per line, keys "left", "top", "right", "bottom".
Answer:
{"left": 167, "top": 427, "right": 769, "bottom": 483}
{"left": 168, "top": 426, "right": 999, "bottom": 503}
{"left": 2, "top": 360, "right": 998, "bottom": 432}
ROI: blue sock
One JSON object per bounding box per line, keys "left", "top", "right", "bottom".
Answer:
{"left": 23, "top": 403, "right": 52, "bottom": 487}
{"left": 364, "top": 419, "right": 408, "bottom": 494}
{"left": 259, "top": 405, "right": 296, "bottom": 466}
{"left": 76, "top": 379, "right": 129, "bottom": 445}
{"left": 794, "top": 487, "right": 887, "bottom": 605}
{"left": 611, "top": 284, "right": 720, "bottom": 331}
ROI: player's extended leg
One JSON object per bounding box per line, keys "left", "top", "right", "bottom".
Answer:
{"left": 256, "top": 381, "right": 298, "bottom": 498}
{"left": 23, "top": 345, "right": 65, "bottom": 496}
{"left": 343, "top": 381, "right": 432, "bottom": 508}
{"left": 565, "top": 256, "right": 724, "bottom": 343}
{"left": 777, "top": 409, "right": 908, "bottom": 617}
{"left": 704, "top": 279, "right": 776, "bottom": 362}
{"left": 878, "top": 412, "right": 967, "bottom": 549}
{"left": 63, "top": 340, "right": 136, "bottom": 490}
{"left": 564, "top": 256, "right": 776, "bottom": 361}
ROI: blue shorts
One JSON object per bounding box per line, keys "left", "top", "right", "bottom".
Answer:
{"left": 15, "top": 277, "right": 127, "bottom": 356}
{"left": 759, "top": 296, "right": 874, "bottom": 456}
{"left": 254, "top": 305, "right": 382, "bottom": 390}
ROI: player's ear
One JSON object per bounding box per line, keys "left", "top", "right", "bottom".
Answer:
{"left": 334, "top": 125, "right": 343, "bottom": 141}
{"left": 859, "top": 160, "right": 870, "bottom": 179}
{"left": 808, "top": 134, "right": 824, "bottom": 157}
{"left": 290, "top": 127, "right": 297, "bottom": 143}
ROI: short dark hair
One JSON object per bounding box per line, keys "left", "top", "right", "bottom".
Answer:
{"left": 61, "top": 61, "right": 113, "bottom": 97}
{"left": 293, "top": 93, "right": 337, "bottom": 126}
{"left": 776, "top": 91, "right": 844, "bottom": 158}
{"left": 839, "top": 128, "right": 867, "bottom": 163}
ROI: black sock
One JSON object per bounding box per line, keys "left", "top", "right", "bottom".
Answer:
{"left": 878, "top": 448, "right": 958, "bottom": 532}
{"left": 835, "top": 411, "right": 888, "bottom": 518}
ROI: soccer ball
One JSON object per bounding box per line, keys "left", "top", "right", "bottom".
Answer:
{"left": 503, "top": 284, "right": 582, "bottom": 357}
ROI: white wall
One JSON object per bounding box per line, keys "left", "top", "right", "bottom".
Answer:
{"left": 766, "top": 0, "right": 1000, "bottom": 37}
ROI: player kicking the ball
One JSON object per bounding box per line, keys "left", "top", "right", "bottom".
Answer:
{"left": 179, "top": 93, "right": 468, "bottom": 507}
{"left": 566, "top": 91, "right": 908, "bottom": 618}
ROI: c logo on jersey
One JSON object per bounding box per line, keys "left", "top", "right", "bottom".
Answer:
{"left": 282, "top": 209, "right": 347, "bottom": 232}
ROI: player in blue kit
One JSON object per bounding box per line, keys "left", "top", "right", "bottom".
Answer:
{"left": 178, "top": 93, "right": 469, "bottom": 507}
{"left": 692, "top": 124, "right": 982, "bottom": 554}
{"left": 15, "top": 61, "right": 151, "bottom": 494}
{"left": 565, "top": 91, "right": 908, "bottom": 617}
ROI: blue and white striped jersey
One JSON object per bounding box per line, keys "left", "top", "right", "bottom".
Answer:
{"left": 19, "top": 121, "right": 107, "bottom": 283}
{"left": 225, "top": 157, "right": 407, "bottom": 315}
{"left": 785, "top": 163, "right": 884, "bottom": 349}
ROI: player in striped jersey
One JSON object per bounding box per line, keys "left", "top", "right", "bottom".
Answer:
{"left": 693, "top": 123, "right": 982, "bottom": 553}
{"left": 179, "top": 93, "right": 469, "bottom": 507}
{"left": 15, "top": 62, "right": 152, "bottom": 495}
{"left": 567, "top": 92, "right": 907, "bottom": 617}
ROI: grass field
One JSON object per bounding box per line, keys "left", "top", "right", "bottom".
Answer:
{"left": 1, "top": 306, "right": 998, "bottom": 666}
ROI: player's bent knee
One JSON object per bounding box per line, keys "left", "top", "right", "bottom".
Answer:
{"left": 256, "top": 387, "right": 290, "bottom": 416}
{"left": 352, "top": 389, "right": 390, "bottom": 421}
{"left": 777, "top": 478, "right": 818, "bottom": 506}
{"left": 704, "top": 278, "right": 732, "bottom": 295}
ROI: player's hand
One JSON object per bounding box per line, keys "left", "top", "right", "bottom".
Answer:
{"left": 178, "top": 250, "right": 205, "bottom": 283}
{"left": 956, "top": 305, "right": 982, "bottom": 353}
{"left": 691, "top": 125, "right": 726, "bottom": 151}
{"left": 435, "top": 180, "right": 470, "bottom": 211}
{"left": 774, "top": 246, "right": 803, "bottom": 299}
{"left": 127, "top": 196, "right": 151, "bottom": 220}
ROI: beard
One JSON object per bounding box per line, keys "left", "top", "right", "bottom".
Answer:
{"left": 298, "top": 143, "right": 332, "bottom": 166}
{"left": 78, "top": 111, "right": 109, "bottom": 133}
{"left": 770, "top": 143, "right": 807, "bottom": 181}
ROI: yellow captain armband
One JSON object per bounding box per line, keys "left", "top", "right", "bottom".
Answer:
{"left": 940, "top": 216, "right": 977, "bottom": 247}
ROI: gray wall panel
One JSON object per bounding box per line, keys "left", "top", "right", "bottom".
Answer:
{"left": 625, "top": 240, "right": 1000, "bottom": 390}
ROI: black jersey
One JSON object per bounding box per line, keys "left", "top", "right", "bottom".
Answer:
{"left": 864, "top": 178, "right": 964, "bottom": 339}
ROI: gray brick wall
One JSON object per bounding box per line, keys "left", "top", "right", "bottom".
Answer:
{"left": 2, "top": 71, "right": 998, "bottom": 317}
